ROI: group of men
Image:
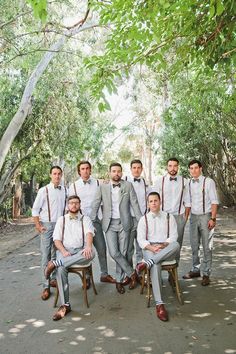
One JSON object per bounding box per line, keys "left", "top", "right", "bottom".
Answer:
{"left": 32, "top": 158, "right": 218, "bottom": 322}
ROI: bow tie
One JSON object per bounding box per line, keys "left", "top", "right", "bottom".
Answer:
{"left": 69, "top": 215, "right": 78, "bottom": 220}
{"left": 192, "top": 179, "right": 199, "bottom": 183}
{"left": 112, "top": 183, "right": 121, "bottom": 188}
{"left": 54, "top": 185, "right": 61, "bottom": 190}
{"left": 152, "top": 213, "right": 159, "bottom": 219}
{"left": 169, "top": 177, "right": 177, "bottom": 181}
{"left": 134, "top": 178, "right": 141, "bottom": 183}
{"left": 83, "top": 179, "right": 91, "bottom": 185}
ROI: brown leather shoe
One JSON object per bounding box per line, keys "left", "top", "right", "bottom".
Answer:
{"left": 183, "top": 271, "right": 201, "bottom": 279}
{"left": 100, "top": 274, "right": 116, "bottom": 284}
{"left": 136, "top": 262, "right": 147, "bottom": 273}
{"left": 156, "top": 304, "right": 168, "bottom": 322}
{"left": 50, "top": 279, "right": 57, "bottom": 288}
{"left": 201, "top": 275, "right": 210, "bottom": 286}
{"left": 41, "top": 288, "right": 50, "bottom": 301}
{"left": 122, "top": 276, "right": 130, "bottom": 286}
{"left": 129, "top": 271, "right": 137, "bottom": 290}
{"left": 116, "top": 282, "right": 125, "bottom": 294}
{"left": 52, "top": 304, "right": 71, "bottom": 321}
{"left": 82, "top": 278, "right": 91, "bottom": 290}
{"left": 45, "top": 260, "right": 56, "bottom": 280}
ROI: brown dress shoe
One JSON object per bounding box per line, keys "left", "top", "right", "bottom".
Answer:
{"left": 122, "top": 276, "right": 130, "bottom": 286}
{"left": 100, "top": 274, "right": 116, "bottom": 284}
{"left": 45, "top": 261, "right": 56, "bottom": 280}
{"left": 183, "top": 271, "right": 201, "bottom": 279}
{"left": 136, "top": 262, "right": 147, "bottom": 273}
{"left": 156, "top": 304, "right": 168, "bottom": 322}
{"left": 50, "top": 279, "right": 57, "bottom": 288}
{"left": 41, "top": 288, "right": 50, "bottom": 301}
{"left": 129, "top": 271, "right": 137, "bottom": 290}
{"left": 52, "top": 304, "right": 71, "bottom": 321}
{"left": 116, "top": 283, "right": 125, "bottom": 294}
{"left": 201, "top": 275, "right": 210, "bottom": 286}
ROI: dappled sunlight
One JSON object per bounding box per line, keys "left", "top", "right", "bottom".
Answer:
{"left": 47, "top": 329, "right": 66, "bottom": 334}
{"left": 74, "top": 327, "right": 85, "bottom": 331}
{"left": 191, "top": 313, "right": 212, "bottom": 318}
{"left": 12, "top": 269, "right": 21, "bottom": 273}
{"left": 71, "top": 317, "right": 82, "bottom": 321}
{"left": 137, "top": 346, "right": 152, "bottom": 352}
{"left": 76, "top": 334, "right": 86, "bottom": 341}
{"left": 28, "top": 265, "right": 40, "bottom": 270}
{"left": 225, "top": 350, "right": 236, "bottom": 353}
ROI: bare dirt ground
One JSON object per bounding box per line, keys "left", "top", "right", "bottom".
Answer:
{"left": 0, "top": 208, "right": 235, "bottom": 354}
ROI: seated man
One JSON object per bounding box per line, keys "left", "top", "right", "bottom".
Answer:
{"left": 45, "top": 195, "right": 95, "bottom": 321}
{"left": 137, "top": 192, "right": 179, "bottom": 322}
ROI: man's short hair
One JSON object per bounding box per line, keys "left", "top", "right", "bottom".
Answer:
{"left": 188, "top": 159, "right": 202, "bottom": 168}
{"left": 130, "top": 159, "right": 143, "bottom": 168}
{"left": 109, "top": 162, "right": 122, "bottom": 171}
{"left": 147, "top": 191, "right": 161, "bottom": 201}
{"left": 68, "top": 195, "right": 81, "bottom": 203}
{"left": 77, "top": 160, "right": 92, "bottom": 175}
{"left": 50, "top": 165, "right": 62, "bottom": 174}
{"left": 167, "top": 157, "right": 179, "bottom": 165}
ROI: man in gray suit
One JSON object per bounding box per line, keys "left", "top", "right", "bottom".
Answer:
{"left": 90, "top": 162, "right": 142, "bottom": 294}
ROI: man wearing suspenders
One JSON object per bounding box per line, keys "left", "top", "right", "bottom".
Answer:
{"left": 68, "top": 160, "right": 115, "bottom": 285}
{"left": 137, "top": 192, "right": 179, "bottom": 321}
{"left": 153, "top": 158, "right": 190, "bottom": 263}
{"left": 125, "top": 159, "right": 149, "bottom": 282}
{"left": 45, "top": 195, "right": 95, "bottom": 321}
{"left": 183, "top": 160, "right": 219, "bottom": 286}
{"left": 32, "top": 166, "right": 67, "bottom": 301}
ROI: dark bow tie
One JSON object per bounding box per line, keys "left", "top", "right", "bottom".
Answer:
{"left": 134, "top": 178, "right": 141, "bottom": 182}
{"left": 192, "top": 178, "right": 199, "bottom": 183}
{"left": 69, "top": 215, "right": 78, "bottom": 220}
{"left": 54, "top": 185, "right": 61, "bottom": 190}
{"left": 112, "top": 183, "right": 121, "bottom": 188}
{"left": 83, "top": 179, "right": 91, "bottom": 185}
{"left": 169, "top": 177, "right": 177, "bottom": 181}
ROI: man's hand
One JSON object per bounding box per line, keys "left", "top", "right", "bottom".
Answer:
{"left": 35, "top": 223, "right": 46, "bottom": 233}
{"left": 208, "top": 219, "right": 216, "bottom": 230}
{"left": 61, "top": 250, "right": 71, "bottom": 257}
{"left": 82, "top": 246, "right": 93, "bottom": 260}
{"left": 147, "top": 243, "right": 168, "bottom": 253}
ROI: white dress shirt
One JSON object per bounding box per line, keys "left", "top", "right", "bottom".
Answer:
{"left": 126, "top": 176, "right": 148, "bottom": 216}
{"left": 68, "top": 177, "right": 102, "bottom": 219}
{"left": 186, "top": 175, "right": 219, "bottom": 215}
{"left": 137, "top": 210, "right": 178, "bottom": 249}
{"left": 111, "top": 182, "right": 120, "bottom": 219}
{"left": 153, "top": 174, "right": 189, "bottom": 215}
{"left": 53, "top": 213, "right": 94, "bottom": 249}
{"left": 32, "top": 182, "right": 66, "bottom": 222}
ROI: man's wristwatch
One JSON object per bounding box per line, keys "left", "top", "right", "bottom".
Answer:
{"left": 210, "top": 218, "right": 216, "bottom": 222}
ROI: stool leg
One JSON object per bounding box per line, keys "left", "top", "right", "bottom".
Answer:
{"left": 82, "top": 270, "right": 89, "bottom": 308}
{"left": 173, "top": 267, "right": 184, "bottom": 305}
{"left": 147, "top": 268, "right": 151, "bottom": 308}
{"left": 54, "top": 286, "right": 59, "bottom": 308}
{"left": 89, "top": 266, "right": 98, "bottom": 295}
{"left": 140, "top": 269, "right": 145, "bottom": 294}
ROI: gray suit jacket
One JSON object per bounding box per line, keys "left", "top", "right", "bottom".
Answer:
{"left": 91, "top": 180, "right": 142, "bottom": 233}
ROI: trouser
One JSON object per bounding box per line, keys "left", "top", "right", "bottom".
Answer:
{"left": 56, "top": 247, "right": 95, "bottom": 305}
{"left": 143, "top": 241, "right": 179, "bottom": 304}
{"left": 127, "top": 217, "right": 143, "bottom": 267}
{"left": 173, "top": 214, "right": 186, "bottom": 263}
{"left": 105, "top": 219, "right": 133, "bottom": 282}
{"left": 190, "top": 213, "right": 212, "bottom": 276}
{"left": 93, "top": 220, "right": 108, "bottom": 276}
{"left": 40, "top": 222, "right": 56, "bottom": 289}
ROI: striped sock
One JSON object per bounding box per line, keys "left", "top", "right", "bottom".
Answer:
{"left": 52, "top": 259, "right": 63, "bottom": 267}
{"left": 145, "top": 259, "right": 154, "bottom": 269}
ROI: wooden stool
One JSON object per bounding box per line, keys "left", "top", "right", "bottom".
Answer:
{"left": 54, "top": 263, "right": 97, "bottom": 308}
{"left": 140, "top": 259, "right": 184, "bottom": 307}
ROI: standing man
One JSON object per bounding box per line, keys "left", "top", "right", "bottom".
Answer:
{"left": 125, "top": 159, "right": 149, "bottom": 270}
{"left": 137, "top": 192, "right": 179, "bottom": 321}
{"left": 44, "top": 195, "right": 95, "bottom": 321}
{"left": 32, "top": 166, "right": 67, "bottom": 301}
{"left": 68, "top": 160, "right": 115, "bottom": 285}
{"left": 183, "top": 159, "right": 219, "bottom": 286}
{"left": 153, "top": 158, "right": 190, "bottom": 263}
{"left": 90, "top": 162, "right": 142, "bottom": 294}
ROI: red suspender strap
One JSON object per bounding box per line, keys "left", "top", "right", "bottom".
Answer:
{"left": 81, "top": 216, "right": 85, "bottom": 248}
{"left": 202, "top": 177, "right": 206, "bottom": 214}
{"left": 167, "top": 213, "right": 170, "bottom": 238}
{"left": 144, "top": 213, "right": 148, "bottom": 240}
{"left": 62, "top": 216, "right": 65, "bottom": 243}
{"left": 45, "top": 186, "right": 51, "bottom": 222}
{"left": 178, "top": 177, "right": 184, "bottom": 215}
{"left": 97, "top": 179, "right": 99, "bottom": 186}
{"left": 63, "top": 187, "right": 67, "bottom": 216}
{"left": 161, "top": 176, "right": 165, "bottom": 211}
{"left": 73, "top": 182, "right": 77, "bottom": 196}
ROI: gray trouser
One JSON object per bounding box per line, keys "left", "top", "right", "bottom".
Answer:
{"left": 56, "top": 247, "right": 95, "bottom": 305}
{"left": 190, "top": 213, "right": 212, "bottom": 276}
{"left": 105, "top": 219, "right": 133, "bottom": 282}
{"left": 127, "top": 217, "right": 143, "bottom": 267}
{"left": 173, "top": 214, "right": 186, "bottom": 263}
{"left": 143, "top": 241, "right": 179, "bottom": 304}
{"left": 40, "top": 222, "right": 56, "bottom": 289}
{"left": 93, "top": 220, "right": 108, "bottom": 276}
